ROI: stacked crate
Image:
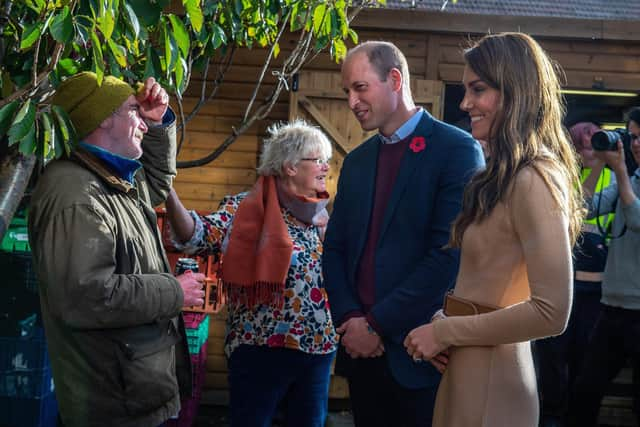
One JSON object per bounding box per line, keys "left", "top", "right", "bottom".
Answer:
{"left": 1, "top": 214, "right": 58, "bottom": 427}
{"left": 0, "top": 329, "right": 57, "bottom": 427}
{"left": 156, "top": 208, "right": 224, "bottom": 314}
{"left": 157, "top": 208, "right": 221, "bottom": 426}
{"left": 166, "top": 312, "right": 209, "bottom": 427}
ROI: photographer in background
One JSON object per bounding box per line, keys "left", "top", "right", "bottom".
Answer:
{"left": 536, "top": 120, "right": 614, "bottom": 427}
{"left": 568, "top": 107, "right": 640, "bottom": 427}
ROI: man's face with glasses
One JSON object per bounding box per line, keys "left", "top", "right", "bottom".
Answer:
{"left": 102, "top": 95, "right": 149, "bottom": 159}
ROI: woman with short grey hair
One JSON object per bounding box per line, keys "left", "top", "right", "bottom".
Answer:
{"left": 166, "top": 119, "right": 338, "bottom": 427}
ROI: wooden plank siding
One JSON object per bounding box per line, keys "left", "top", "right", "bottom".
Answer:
{"left": 166, "top": 9, "right": 640, "bottom": 396}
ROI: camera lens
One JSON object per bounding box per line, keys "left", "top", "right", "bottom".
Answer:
{"left": 591, "top": 130, "right": 618, "bottom": 151}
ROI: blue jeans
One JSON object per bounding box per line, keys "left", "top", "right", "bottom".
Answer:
{"left": 228, "top": 345, "right": 335, "bottom": 427}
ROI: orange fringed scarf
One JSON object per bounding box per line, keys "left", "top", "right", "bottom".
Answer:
{"left": 222, "top": 176, "right": 293, "bottom": 308}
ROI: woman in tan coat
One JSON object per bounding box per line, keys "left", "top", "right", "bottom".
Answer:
{"left": 404, "top": 32, "right": 584, "bottom": 426}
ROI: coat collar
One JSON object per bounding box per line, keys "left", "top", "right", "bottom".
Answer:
{"left": 73, "top": 148, "right": 134, "bottom": 193}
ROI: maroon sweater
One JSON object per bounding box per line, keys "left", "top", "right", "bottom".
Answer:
{"left": 345, "top": 137, "right": 409, "bottom": 331}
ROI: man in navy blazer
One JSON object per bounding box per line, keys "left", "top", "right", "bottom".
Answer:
{"left": 323, "top": 41, "right": 485, "bottom": 426}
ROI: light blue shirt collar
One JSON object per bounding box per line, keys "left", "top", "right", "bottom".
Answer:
{"left": 379, "top": 108, "right": 424, "bottom": 144}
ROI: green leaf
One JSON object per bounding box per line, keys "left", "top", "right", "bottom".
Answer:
{"left": 96, "top": 7, "right": 115, "bottom": 39}
{"left": 289, "top": 2, "right": 303, "bottom": 32}
{"left": 75, "top": 17, "right": 91, "bottom": 46}
{"left": 108, "top": 39, "right": 127, "bottom": 67}
{"left": 233, "top": 0, "right": 243, "bottom": 15}
{"left": 38, "top": 113, "right": 51, "bottom": 158}
{"left": 143, "top": 46, "right": 162, "bottom": 80}
{"left": 8, "top": 100, "right": 36, "bottom": 146}
{"left": 347, "top": 28, "right": 358, "bottom": 45}
{"left": 128, "top": 0, "right": 168, "bottom": 27}
{"left": 162, "top": 21, "right": 173, "bottom": 75}
{"left": 56, "top": 58, "right": 79, "bottom": 76}
{"left": 53, "top": 120, "right": 64, "bottom": 158}
{"left": 330, "top": 9, "right": 339, "bottom": 38}
{"left": 50, "top": 6, "right": 73, "bottom": 43}
{"left": 314, "top": 35, "right": 329, "bottom": 52}
{"left": 0, "top": 100, "right": 20, "bottom": 139}
{"left": 211, "top": 23, "right": 227, "bottom": 49}
{"left": 25, "top": 0, "right": 46, "bottom": 14}
{"left": 52, "top": 105, "right": 77, "bottom": 155}
{"left": 183, "top": 0, "right": 204, "bottom": 33}
{"left": 91, "top": 32, "right": 105, "bottom": 85}
{"left": 19, "top": 126, "right": 37, "bottom": 155}
{"left": 273, "top": 42, "right": 280, "bottom": 59}
{"left": 175, "top": 56, "right": 188, "bottom": 96}
{"left": 331, "top": 38, "right": 347, "bottom": 62}
{"left": 42, "top": 11, "right": 54, "bottom": 35}
{"left": 169, "top": 15, "right": 190, "bottom": 57}
{"left": 41, "top": 112, "right": 55, "bottom": 159}
{"left": 338, "top": 7, "right": 348, "bottom": 38}
{"left": 123, "top": 3, "right": 140, "bottom": 38}
{"left": 20, "top": 23, "right": 43, "bottom": 51}
{"left": 312, "top": 4, "right": 326, "bottom": 35}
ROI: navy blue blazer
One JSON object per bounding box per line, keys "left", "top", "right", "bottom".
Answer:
{"left": 323, "top": 111, "right": 485, "bottom": 388}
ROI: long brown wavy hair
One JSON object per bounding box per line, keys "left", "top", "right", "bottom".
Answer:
{"left": 450, "top": 32, "right": 584, "bottom": 247}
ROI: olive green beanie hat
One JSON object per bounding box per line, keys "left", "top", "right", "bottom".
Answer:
{"left": 51, "top": 71, "right": 135, "bottom": 139}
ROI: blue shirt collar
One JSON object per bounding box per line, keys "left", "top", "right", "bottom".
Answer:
{"left": 79, "top": 142, "right": 142, "bottom": 184}
{"left": 379, "top": 107, "right": 424, "bottom": 144}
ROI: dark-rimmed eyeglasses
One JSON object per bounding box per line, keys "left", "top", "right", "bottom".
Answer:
{"left": 300, "top": 158, "right": 330, "bottom": 166}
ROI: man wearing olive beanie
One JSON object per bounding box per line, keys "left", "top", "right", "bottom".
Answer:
{"left": 28, "top": 72, "right": 206, "bottom": 427}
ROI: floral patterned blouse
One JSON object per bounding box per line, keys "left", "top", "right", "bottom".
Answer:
{"left": 176, "top": 193, "right": 338, "bottom": 358}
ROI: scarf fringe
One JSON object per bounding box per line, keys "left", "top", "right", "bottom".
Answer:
{"left": 223, "top": 281, "right": 285, "bottom": 310}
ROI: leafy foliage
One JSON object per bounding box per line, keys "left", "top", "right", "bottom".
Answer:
{"left": 0, "top": 0, "right": 383, "bottom": 164}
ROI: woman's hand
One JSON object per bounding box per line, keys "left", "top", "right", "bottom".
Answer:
{"left": 429, "top": 350, "right": 449, "bottom": 374}
{"left": 404, "top": 323, "right": 448, "bottom": 370}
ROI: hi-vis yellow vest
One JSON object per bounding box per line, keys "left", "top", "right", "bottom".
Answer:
{"left": 581, "top": 167, "right": 615, "bottom": 232}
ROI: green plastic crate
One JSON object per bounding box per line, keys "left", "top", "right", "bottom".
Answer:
{"left": 1, "top": 217, "right": 30, "bottom": 253}
{"left": 1, "top": 228, "right": 30, "bottom": 253}
{"left": 185, "top": 314, "right": 209, "bottom": 354}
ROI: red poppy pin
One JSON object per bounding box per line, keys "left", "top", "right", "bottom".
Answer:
{"left": 409, "top": 136, "right": 426, "bottom": 153}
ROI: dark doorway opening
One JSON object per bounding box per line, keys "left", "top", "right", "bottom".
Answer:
{"left": 443, "top": 83, "right": 639, "bottom": 131}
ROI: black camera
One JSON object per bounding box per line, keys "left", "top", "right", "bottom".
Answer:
{"left": 590, "top": 128, "right": 638, "bottom": 175}
{"left": 591, "top": 128, "right": 632, "bottom": 151}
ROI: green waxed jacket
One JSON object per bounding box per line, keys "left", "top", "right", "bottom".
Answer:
{"left": 28, "top": 121, "right": 192, "bottom": 427}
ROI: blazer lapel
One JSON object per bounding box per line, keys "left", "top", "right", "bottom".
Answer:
{"left": 377, "top": 112, "right": 434, "bottom": 245}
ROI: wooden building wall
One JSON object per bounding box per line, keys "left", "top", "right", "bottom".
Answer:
{"left": 169, "top": 13, "right": 640, "bottom": 397}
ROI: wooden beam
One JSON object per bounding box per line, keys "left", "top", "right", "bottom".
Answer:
{"left": 297, "top": 94, "right": 350, "bottom": 156}
{"left": 289, "top": 90, "right": 299, "bottom": 121}
{"left": 295, "top": 85, "right": 440, "bottom": 104}
{"left": 425, "top": 35, "right": 440, "bottom": 80}
{"left": 352, "top": 9, "right": 640, "bottom": 42}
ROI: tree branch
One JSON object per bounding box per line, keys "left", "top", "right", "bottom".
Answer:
{"left": 0, "top": 150, "right": 36, "bottom": 240}
{"left": 0, "top": 0, "right": 76, "bottom": 108}
{"left": 243, "top": 8, "right": 292, "bottom": 122}
{"left": 175, "top": 1, "right": 371, "bottom": 168}
{"left": 178, "top": 46, "right": 235, "bottom": 129}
